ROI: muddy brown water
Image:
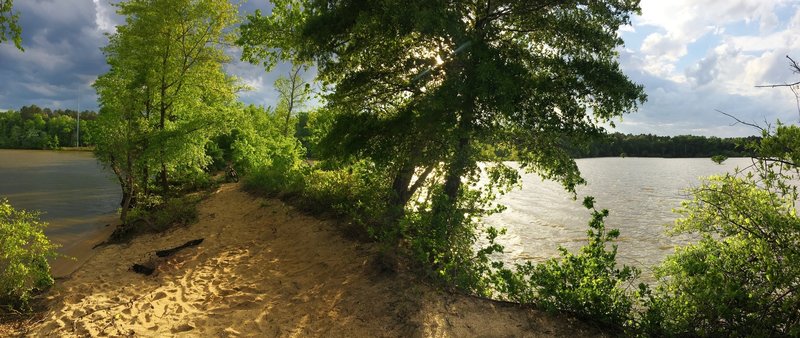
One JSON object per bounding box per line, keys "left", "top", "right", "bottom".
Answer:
{"left": 0, "top": 149, "right": 119, "bottom": 277}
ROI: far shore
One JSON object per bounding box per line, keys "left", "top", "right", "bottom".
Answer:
{"left": 0, "top": 147, "right": 94, "bottom": 152}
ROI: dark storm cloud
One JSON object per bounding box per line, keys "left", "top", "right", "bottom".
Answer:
{"left": 0, "top": 0, "right": 112, "bottom": 111}
{"left": 0, "top": 0, "right": 302, "bottom": 113}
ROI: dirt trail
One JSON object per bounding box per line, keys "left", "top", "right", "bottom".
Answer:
{"left": 24, "top": 183, "right": 607, "bottom": 337}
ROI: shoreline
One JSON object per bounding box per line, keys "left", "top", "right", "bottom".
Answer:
{"left": 13, "top": 183, "right": 608, "bottom": 337}
{"left": 49, "top": 215, "right": 118, "bottom": 279}
{"left": 0, "top": 147, "right": 94, "bottom": 152}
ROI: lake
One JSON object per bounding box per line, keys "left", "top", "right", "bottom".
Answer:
{"left": 485, "top": 157, "right": 754, "bottom": 279}
{"left": 0, "top": 151, "right": 750, "bottom": 280}
{"left": 0, "top": 149, "right": 119, "bottom": 277}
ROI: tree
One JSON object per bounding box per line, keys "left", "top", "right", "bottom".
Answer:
{"left": 643, "top": 129, "right": 800, "bottom": 336}
{"left": 94, "top": 0, "right": 239, "bottom": 222}
{"left": 275, "top": 64, "right": 312, "bottom": 136}
{"left": 0, "top": 0, "right": 22, "bottom": 50}
{"left": 240, "top": 0, "right": 645, "bottom": 275}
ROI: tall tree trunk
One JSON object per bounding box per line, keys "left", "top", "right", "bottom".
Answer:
{"left": 159, "top": 36, "right": 171, "bottom": 194}
{"left": 116, "top": 151, "right": 136, "bottom": 224}
{"left": 283, "top": 65, "right": 302, "bottom": 136}
{"left": 432, "top": 43, "right": 479, "bottom": 248}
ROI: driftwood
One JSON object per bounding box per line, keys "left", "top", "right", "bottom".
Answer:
{"left": 130, "top": 238, "right": 204, "bottom": 275}
{"left": 155, "top": 238, "right": 204, "bottom": 257}
{"left": 131, "top": 264, "right": 155, "bottom": 276}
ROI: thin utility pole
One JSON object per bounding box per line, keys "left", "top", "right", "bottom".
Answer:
{"left": 76, "top": 110, "right": 80, "bottom": 147}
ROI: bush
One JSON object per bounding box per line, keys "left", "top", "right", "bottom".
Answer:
{"left": 496, "top": 197, "right": 641, "bottom": 328}
{"left": 110, "top": 195, "right": 201, "bottom": 242}
{"left": 172, "top": 170, "right": 217, "bottom": 192}
{"left": 641, "top": 174, "right": 800, "bottom": 336}
{"left": 0, "top": 199, "right": 58, "bottom": 310}
{"left": 401, "top": 163, "right": 519, "bottom": 294}
{"left": 710, "top": 154, "right": 727, "bottom": 164}
{"left": 299, "top": 161, "right": 392, "bottom": 238}
{"left": 244, "top": 164, "right": 305, "bottom": 196}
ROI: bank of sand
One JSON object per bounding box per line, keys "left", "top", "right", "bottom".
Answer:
{"left": 21, "top": 183, "right": 606, "bottom": 337}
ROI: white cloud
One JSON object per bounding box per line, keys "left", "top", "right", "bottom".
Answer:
{"left": 615, "top": 1, "right": 800, "bottom": 135}
{"left": 635, "top": 0, "right": 791, "bottom": 78}
{"left": 92, "top": 0, "right": 116, "bottom": 33}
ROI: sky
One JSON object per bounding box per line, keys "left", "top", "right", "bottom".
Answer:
{"left": 0, "top": 0, "right": 799, "bottom": 137}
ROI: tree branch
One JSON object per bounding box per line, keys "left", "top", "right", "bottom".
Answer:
{"left": 716, "top": 109, "right": 765, "bottom": 132}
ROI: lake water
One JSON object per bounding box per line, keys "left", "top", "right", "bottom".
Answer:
{"left": 0, "top": 149, "right": 119, "bottom": 277}
{"left": 485, "top": 157, "right": 754, "bottom": 279}
{"left": 0, "top": 151, "right": 751, "bottom": 280}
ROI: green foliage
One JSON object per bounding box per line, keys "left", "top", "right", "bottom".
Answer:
{"left": 232, "top": 105, "right": 307, "bottom": 196}
{"left": 0, "top": 106, "right": 98, "bottom": 149}
{"left": 110, "top": 194, "right": 201, "bottom": 242}
{"left": 0, "top": 198, "right": 57, "bottom": 310}
{"left": 641, "top": 125, "right": 800, "bottom": 336}
{"left": 94, "top": 0, "right": 239, "bottom": 222}
{"left": 711, "top": 154, "right": 728, "bottom": 164}
{"left": 571, "top": 132, "right": 755, "bottom": 158}
{"left": 0, "top": 0, "right": 22, "bottom": 50}
{"left": 231, "top": 105, "right": 305, "bottom": 175}
{"left": 300, "top": 161, "right": 392, "bottom": 235}
{"left": 400, "top": 163, "right": 519, "bottom": 293}
{"left": 495, "top": 197, "right": 640, "bottom": 328}
{"left": 274, "top": 65, "right": 312, "bottom": 137}
{"left": 243, "top": 162, "right": 305, "bottom": 197}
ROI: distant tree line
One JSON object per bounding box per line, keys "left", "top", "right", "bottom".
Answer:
{"left": 574, "top": 133, "right": 759, "bottom": 158}
{"left": 481, "top": 132, "right": 759, "bottom": 161}
{"left": 0, "top": 105, "right": 97, "bottom": 149}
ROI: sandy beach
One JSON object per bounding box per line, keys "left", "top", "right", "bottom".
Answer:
{"left": 12, "top": 183, "right": 607, "bottom": 337}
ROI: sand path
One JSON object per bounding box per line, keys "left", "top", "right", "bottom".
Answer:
{"left": 28, "top": 183, "right": 606, "bottom": 337}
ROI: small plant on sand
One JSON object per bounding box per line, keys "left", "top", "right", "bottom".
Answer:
{"left": 0, "top": 198, "right": 58, "bottom": 310}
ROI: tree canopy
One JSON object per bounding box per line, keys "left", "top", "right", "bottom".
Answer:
{"left": 0, "top": 106, "right": 97, "bottom": 149}
{"left": 93, "top": 0, "right": 239, "bottom": 222}
{"left": 0, "top": 0, "right": 22, "bottom": 50}
{"left": 240, "top": 0, "right": 646, "bottom": 287}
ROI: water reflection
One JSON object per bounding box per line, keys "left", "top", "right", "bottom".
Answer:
{"left": 0, "top": 149, "right": 119, "bottom": 277}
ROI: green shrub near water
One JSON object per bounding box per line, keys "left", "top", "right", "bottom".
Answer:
{"left": 639, "top": 173, "right": 800, "bottom": 336}
{"left": 0, "top": 198, "right": 58, "bottom": 310}
{"left": 110, "top": 195, "right": 202, "bottom": 242}
{"left": 246, "top": 159, "right": 392, "bottom": 239}
{"left": 492, "top": 197, "right": 641, "bottom": 329}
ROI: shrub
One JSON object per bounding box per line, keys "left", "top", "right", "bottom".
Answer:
{"left": 402, "top": 163, "right": 519, "bottom": 294}
{"left": 497, "top": 197, "right": 641, "bottom": 328}
{"left": 299, "top": 161, "right": 392, "bottom": 237}
{"left": 642, "top": 174, "right": 800, "bottom": 336}
{"left": 111, "top": 194, "right": 201, "bottom": 242}
{"left": 0, "top": 199, "right": 58, "bottom": 310}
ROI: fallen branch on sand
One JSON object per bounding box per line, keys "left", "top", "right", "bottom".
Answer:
{"left": 130, "top": 239, "right": 204, "bottom": 276}
{"left": 156, "top": 239, "right": 204, "bottom": 258}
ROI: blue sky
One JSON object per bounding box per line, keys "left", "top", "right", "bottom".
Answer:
{"left": 1, "top": 0, "right": 799, "bottom": 137}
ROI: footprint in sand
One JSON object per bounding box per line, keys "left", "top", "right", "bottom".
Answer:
{"left": 172, "top": 323, "right": 195, "bottom": 333}
{"left": 152, "top": 291, "right": 168, "bottom": 300}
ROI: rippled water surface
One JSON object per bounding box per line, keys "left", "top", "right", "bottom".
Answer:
{"left": 486, "top": 157, "right": 754, "bottom": 277}
{"left": 0, "top": 149, "right": 119, "bottom": 276}
{"left": 0, "top": 152, "right": 753, "bottom": 278}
